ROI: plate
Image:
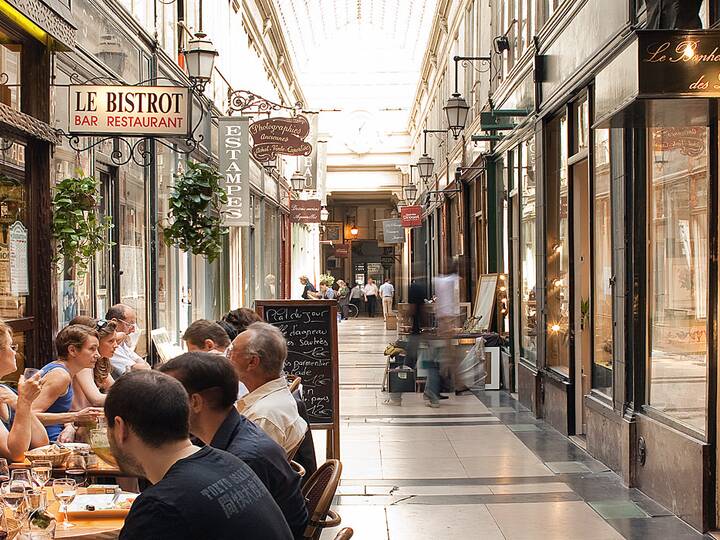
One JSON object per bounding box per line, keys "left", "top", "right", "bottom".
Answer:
{"left": 66, "top": 492, "right": 136, "bottom": 519}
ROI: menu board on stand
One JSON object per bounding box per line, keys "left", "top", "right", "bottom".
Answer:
{"left": 255, "top": 300, "right": 340, "bottom": 459}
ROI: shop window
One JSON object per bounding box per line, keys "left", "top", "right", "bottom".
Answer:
{"left": 156, "top": 146, "right": 180, "bottom": 344}
{"left": 0, "top": 149, "right": 27, "bottom": 321}
{"left": 520, "top": 139, "right": 537, "bottom": 364}
{"left": 546, "top": 112, "right": 570, "bottom": 375}
{"left": 263, "top": 201, "right": 279, "bottom": 299}
{"left": 592, "top": 129, "right": 613, "bottom": 396}
{"left": 573, "top": 97, "right": 590, "bottom": 154}
{"left": 647, "top": 118, "right": 708, "bottom": 434}
{"left": 0, "top": 43, "right": 21, "bottom": 112}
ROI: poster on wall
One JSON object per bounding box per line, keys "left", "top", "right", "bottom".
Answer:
{"left": 219, "top": 117, "right": 251, "bottom": 226}
{"left": 382, "top": 219, "right": 405, "bottom": 243}
{"left": 8, "top": 221, "right": 28, "bottom": 296}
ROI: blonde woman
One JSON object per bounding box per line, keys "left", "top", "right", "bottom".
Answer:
{"left": 0, "top": 321, "right": 48, "bottom": 460}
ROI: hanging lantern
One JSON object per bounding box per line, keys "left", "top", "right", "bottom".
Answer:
{"left": 184, "top": 32, "right": 219, "bottom": 89}
{"left": 417, "top": 155, "right": 434, "bottom": 181}
{"left": 444, "top": 93, "right": 470, "bottom": 139}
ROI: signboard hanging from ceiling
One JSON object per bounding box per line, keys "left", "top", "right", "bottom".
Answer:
{"left": 290, "top": 199, "right": 321, "bottom": 223}
{"left": 382, "top": 219, "right": 405, "bottom": 243}
{"left": 218, "top": 117, "right": 251, "bottom": 226}
{"left": 400, "top": 205, "right": 423, "bottom": 228}
{"left": 69, "top": 85, "right": 190, "bottom": 136}
{"left": 249, "top": 116, "right": 313, "bottom": 162}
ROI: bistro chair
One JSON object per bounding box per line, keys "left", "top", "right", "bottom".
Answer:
{"left": 301, "top": 459, "right": 343, "bottom": 540}
{"left": 333, "top": 528, "right": 354, "bottom": 540}
{"left": 288, "top": 375, "right": 302, "bottom": 394}
{"left": 290, "top": 459, "right": 306, "bottom": 477}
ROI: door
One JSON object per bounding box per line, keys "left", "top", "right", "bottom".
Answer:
{"left": 572, "top": 159, "right": 591, "bottom": 434}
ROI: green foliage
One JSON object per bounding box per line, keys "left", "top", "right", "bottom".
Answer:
{"left": 162, "top": 161, "right": 228, "bottom": 262}
{"left": 319, "top": 273, "right": 335, "bottom": 286}
{"left": 51, "top": 172, "right": 113, "bottom": 277}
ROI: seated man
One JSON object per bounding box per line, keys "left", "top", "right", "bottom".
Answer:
{"left": 159, "top": 352, "right": 308, "bottom": 539}
{"left": 182, "top": 320, "right": 230, "bottom": 354}
{"left": 105, "top": 371, "right": 292, "bottom": 540}
{"left": 106, "top": 304, "right": 150, "bottom": 378}
{"left": 229, "top": 322, "right": 307, "bottom": 454}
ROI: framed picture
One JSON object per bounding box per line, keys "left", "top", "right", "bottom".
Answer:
{"left": 323, "top": 222, "right": 343, "bottom": 242}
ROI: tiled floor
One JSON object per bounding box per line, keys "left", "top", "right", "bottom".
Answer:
{"left": 317, "top": 318, "right": 709, "bottom": 540}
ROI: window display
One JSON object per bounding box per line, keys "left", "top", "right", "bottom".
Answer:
{"left": 647, "top": 119, "right": 708, "bottom": 434}
{"left": 520, "top": 139, "right": 537, "bottom": 364}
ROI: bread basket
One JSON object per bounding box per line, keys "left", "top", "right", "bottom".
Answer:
{"left": 25, "top": 445, "right": 72, "bottom": 467}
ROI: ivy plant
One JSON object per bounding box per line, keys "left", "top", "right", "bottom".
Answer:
{"left": 163, "top": 161, "right": 228, "bottom": 262}
{"left": 51, "top": 172, "right": 113, "bottom": 276}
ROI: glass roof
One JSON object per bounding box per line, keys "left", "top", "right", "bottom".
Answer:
{"left": 274, "top": 0, "right": 437, "bottom": 128}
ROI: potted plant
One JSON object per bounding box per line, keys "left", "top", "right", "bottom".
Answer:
{"left": 162, "top": 161, "right": 228, "bottom": 262}
{"left": 51, "top": 172, "right": 113, "bottom": 276}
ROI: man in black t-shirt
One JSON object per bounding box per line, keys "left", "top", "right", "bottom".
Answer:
{"left": 159, "top": 352, "right": 308, "bottom": 539}
{"left": 104, "top": 370, "right": 292, "bottom": 540}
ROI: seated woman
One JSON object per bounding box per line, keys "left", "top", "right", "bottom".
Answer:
{"left": 32, "top": 325, "right": 104, "bottom": 442}
{"left": 0, "top": 321, "right": 48, "bottom": 460}
{"left": 69, "top": 317, "right": 118, "bottom": 409}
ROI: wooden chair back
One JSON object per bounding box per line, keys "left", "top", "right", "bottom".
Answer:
{"left": 290, "top": 459, "right": 306, "bottom": 477}
{"left": 301, "top": 459, "right": 343, "bottom": 540}
{"left": 288, "top": 375, "right": 302, "bottom": 394}
{"left": 333, "top": 528, "right": 354, "bottom": 540}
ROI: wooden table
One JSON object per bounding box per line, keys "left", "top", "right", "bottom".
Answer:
{"left": 49, "top": 487, "right": 125, "bottom": 539}
{"left": 10, "top": 461, "right": 128, "bottom": 478}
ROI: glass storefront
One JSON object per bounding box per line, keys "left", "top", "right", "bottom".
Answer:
{"left": 592, "top": 129, "right": 613, "bottom": 396}
{"left": 520, "top": 139, "right": 537, "bottom": 364}
{"left": 647, "top": 117, "right": 709, "bottom": 434}
{"left": 546, "top": 112, "right": 570, "bottom": 375}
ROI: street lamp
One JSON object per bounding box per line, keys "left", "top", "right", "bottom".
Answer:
{"left": 350, "top": 224, "right": 359, "bottom": 237}
{"left": 417, "top": 154, "right": 434, "bottom": 181}
{"left": 404, "top": 182, "right": 418, "bottom": 202}
{"left": 290, "top": 171, "right": 306, "bottom": 191}
{"left": 444, "top": 56, "right": 490, "bottom": 139}
{"left": 320, "top": 206, "right": 329, "bottom": 221}
{"left": 184, "top": 32, "right": 219, "bottom": 91}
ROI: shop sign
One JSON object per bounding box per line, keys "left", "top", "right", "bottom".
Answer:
{"left": 400, "top": 205, "right": 423, "bottom": 228}
{"left": 334, "top": 244, "right": 350, "bottom": 258}
{"left": 290, "top": 199, "right": 321, "bottom": 223}
{"left": 8, "top": 221, "right": 28, "bottom": 296}
{"left": 219, "top": 117, "right": 251, "bottom": 226}
{"left": 69, "top": 85, "right": 190, "bottom": 136}
{"left": 381, "top": 255, "right": 395, "bottom": 269}
{"left": 249, "top": 116, "right": 313, "bottom": 162}
{"left": 638, "top": 30, "right": 720, "bottom": 97}
{"left": 382, "top": 219, "right": 405, "bottom": 243}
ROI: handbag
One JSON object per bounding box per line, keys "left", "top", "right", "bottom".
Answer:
{"left": 456, "top": 339, "right": 487, "bottom": 389}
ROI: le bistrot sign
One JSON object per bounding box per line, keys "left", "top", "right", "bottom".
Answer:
{"left": 69, "top": 85, "right": 190, "bottom": 137}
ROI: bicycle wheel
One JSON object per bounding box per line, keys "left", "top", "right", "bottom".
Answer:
{"left": 347, "top": 303, "right": 359, "bottom": 318}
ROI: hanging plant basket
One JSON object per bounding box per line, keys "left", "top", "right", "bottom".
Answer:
{"left": 162, "top": 161, "right": 228, "bottom": 262}
{"left": 51, "top": 172, "right": 114, "bottom": 276}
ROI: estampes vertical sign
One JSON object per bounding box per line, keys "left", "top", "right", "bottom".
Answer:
{"left": 219, "top": 117, "right": 251, "bottom": 227}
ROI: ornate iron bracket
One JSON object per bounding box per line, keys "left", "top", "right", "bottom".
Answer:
{"left": 227, "top": 89, "right": 303, "bottom": 116}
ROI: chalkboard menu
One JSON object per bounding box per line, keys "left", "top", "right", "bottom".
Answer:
{"left": 255, "top": 300, "right": 339, "bottom": 428}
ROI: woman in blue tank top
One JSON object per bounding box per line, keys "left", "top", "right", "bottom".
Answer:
{"left": 0, "top": 319, "right": 47, "bottom": 460}
{"left": 33, "top": 325, "right": 104, "bottom": 442}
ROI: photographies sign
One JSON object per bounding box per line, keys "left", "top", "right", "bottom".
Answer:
{"left": 290, "top": 199, "right": 321, "bottom": 223}
{"left": 249, "top": 116, "right": 313, "bottom": 162}
{"left": 400, "top": 205, "right": 423, "bottom": 228}
{"left": 69, "top": 85, "right": 190, "bottom": 136}
{"left": 219, "top": 117, "right": 251, "bottom": 226}
{"left": 638, "top": 30, "right": 720, "bottom": 97}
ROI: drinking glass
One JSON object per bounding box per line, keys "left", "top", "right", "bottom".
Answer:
{"left": 1, "top": 481, "right": 26, "bottom": 515}
{"left": 51, "top": 479, "right": 76, "bottom": 529}
{"left": 21, "top": 369, "right": 38, "bottom": 380}
{"left": 63, "top": 456, "right": 85, "bottom": 487}
{"left": 9, "top": 470, "right": 32, "bottom": 490}
{"left": 0, "top": 459, "right": 9, "bottom": 483}
{"left": 30, "top": 462, "right": 51, "bottom": 489}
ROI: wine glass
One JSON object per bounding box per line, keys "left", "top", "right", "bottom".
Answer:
{"left": 21, "top": 369, "right": 38, "bottom": 380}
{"left": 1, "top": 481, "right": 26, "bottom": 518}
{"left": 63, "top": 456, "right": 86, "bottom": 487}
{"left": 9, "top": 470, "right": 32, "bottom": 490}
{"left": 30, "top": 461, "right": 52, "bottom": 489}
{"left": 51, "top": 479, "right": 76, "bottom": 529}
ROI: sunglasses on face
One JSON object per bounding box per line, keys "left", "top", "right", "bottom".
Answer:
{"left": 8, "top": 344, "right": 17, "bottom": 352}
{"left": 96, "top": 319, "right": 110, "bottom": 330}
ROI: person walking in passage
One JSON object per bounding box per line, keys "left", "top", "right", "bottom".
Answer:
{"left": 349, "top": 282, "right": 363, "bottom": 315}
{"left": 336, "top": 280, "right": 350, "bottom": 320}
{"left": 379, "top": 278, "right": 395, "bottom": 321}
{"left": 106, "top": 371, "right": 292, "bottom": 540}
{"left": 363, "top": 278, "right": 379, "bottom": 317}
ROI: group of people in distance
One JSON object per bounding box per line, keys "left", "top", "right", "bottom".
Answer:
{"left": 0, "top": 305, "right": 314, "bottom": 539}
{"left": 299, "top": 274, "right": 396, "bottom": 320}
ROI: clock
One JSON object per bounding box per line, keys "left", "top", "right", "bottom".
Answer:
{"left": 343, "top": 110, "right": 379, "bottom": 155}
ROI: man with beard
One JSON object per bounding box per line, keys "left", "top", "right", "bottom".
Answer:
{"left": 159, "top": 352, "right": 308, "bottom": 539}
{"left": 104, "top": 370, "right": 292, "bottom": 540}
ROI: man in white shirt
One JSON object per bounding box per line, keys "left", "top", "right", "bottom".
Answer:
{"left": 363, "top": 278, "right": 379, "bottom": 318}
{"left": 229, "top": 321, "right": 307, "bottom": 455}
{"left": 106, "top": 304, "right": 151, "bottom": 379}
{"left": 379, "top": 278, "right": 395, "bottom": 321}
